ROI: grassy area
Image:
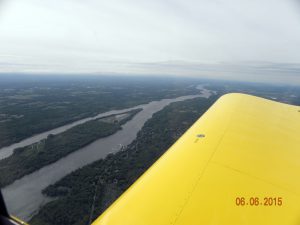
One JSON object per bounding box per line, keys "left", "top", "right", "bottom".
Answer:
{"left": 0, "top": 109, "right": 141, "bottom": 187}
{"left": 29, "top": 95, "right": 218, "bottom": 225}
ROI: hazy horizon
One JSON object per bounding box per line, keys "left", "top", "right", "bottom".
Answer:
{"left": 1, "top": 0, "right": 300, "bottom": 84}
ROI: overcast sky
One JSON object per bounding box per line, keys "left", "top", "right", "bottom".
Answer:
{"left": 0, "top": 0, "right": 300, "bottom": 84}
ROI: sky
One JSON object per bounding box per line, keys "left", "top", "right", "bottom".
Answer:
{"left": 0, "top": 0, "right": 300, "bottom": 84}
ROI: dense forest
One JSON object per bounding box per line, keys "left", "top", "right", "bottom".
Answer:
{"left": 30, "top": 95, "right": 219, "bottom": 225}
{"left": 0, "top": 76, "right": 201, "bottom": 148}
{"left": 0, "top": 109, "right": 141, "bottom": 187}
{"left": 205, "top": 81, "right": 300, "bottom": 105}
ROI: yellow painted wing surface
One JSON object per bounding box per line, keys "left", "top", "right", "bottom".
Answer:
{"left": 93, "top": 93, "right": 300, "bottom": 225}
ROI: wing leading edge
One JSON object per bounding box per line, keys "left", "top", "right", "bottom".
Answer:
{"left": 93, "top": 93, "right": 300, "bottom": 225}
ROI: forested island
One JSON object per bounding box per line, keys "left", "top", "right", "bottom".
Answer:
{"left": 29, "top": 95, "right": 218, "bottom": 225}
{"left": 0, "top": 109, "right": 141, "bottom": 187}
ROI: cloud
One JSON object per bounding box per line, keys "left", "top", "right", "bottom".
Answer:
{"left": 0, "top": 0, "right": 300, "bottom": 84}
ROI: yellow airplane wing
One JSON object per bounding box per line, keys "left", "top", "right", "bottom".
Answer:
{"left": 93, "top": 93, "right": 300, "bottom": 225}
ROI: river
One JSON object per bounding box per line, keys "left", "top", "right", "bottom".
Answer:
{"left": 2, "top": 86, "right": 213, "bottom": 221}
